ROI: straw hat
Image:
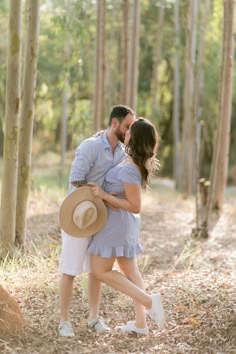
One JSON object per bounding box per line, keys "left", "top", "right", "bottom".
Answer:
{"left": 59, "top": 186, "right": 107, "bottom": 237}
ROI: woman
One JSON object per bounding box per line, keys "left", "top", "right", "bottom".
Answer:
{"left": 87, "top": 118, "right": 165, "bottom": 334}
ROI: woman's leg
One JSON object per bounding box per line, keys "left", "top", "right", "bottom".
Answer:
{"left": 91, "top": 255, "right": 152, "bottom": 309}
{"left": 116, "top": 257, "right": 146, "bottom": 328}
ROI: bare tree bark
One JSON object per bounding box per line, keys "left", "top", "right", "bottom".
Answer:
{"left": 15, "top": 0, "right": 40, "bottom": 247}
{"left": 193, "top": 0, "right": 211, "bottom": 229}
{"left": 121, "top": 0, "right": 129, "bottom": 104}
{"left": 172, "top": 0, "right": 181, "bottom": 190}
{"left": 180, "top": 0, "right": 198, "bottom": 195}
{"left": 193, "top": 0, "right": 235, "bottom": 239}
{"left": 59, "top": 19, "right": 71, "bottom": 187}
{"left": 93, "top": 0, "right": 106, "bottom": 131}
{"left": 126, "top": 0, "right": 140, "bottom": 112}
{"left": 151, "top": 1, "right": 165, "bottom": 114}
{"left": 206, "top": 0, "right": 234, "bottom": 220}
{"left": 60, "top": 84, "right": 68, "bottom": 170}
{"left": 0, "top": 0, "right": 22, "bottom": 253}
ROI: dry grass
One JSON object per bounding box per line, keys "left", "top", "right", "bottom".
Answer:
{"left": 1, "top": 184, "right": 236, "bottom": 353}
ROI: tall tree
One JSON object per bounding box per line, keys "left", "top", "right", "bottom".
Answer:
{"left": 126, "top": 0, "right": 140, "bottom": 112}
{"left": 180, "top": 0, "right": 198, "bottom": 195}
{"left": 193, "top": 0, "right": 211, "bottom": 229}
{"left": 0, "top": 2, "right": 8, "bottom": 157}
{"left": 151, "top": 1, "right": 165, "bottom": 115}
{"left": 93, "top": 0, "right": 105, "bottom": 131}
{"left": 121, "top": 0, "right": 129, "bottom": 105}
{"left": 172, "top": 0, "right": 181, "bottom": 189}
{"left": 203, "top": 0, "right": 235, "bottom": 231}
{"left": 15, "top": 0, "right": 40, "bottom": 247}
{"left": 60, "top": 71, "right": 69, "bottom": 179}
{"left": 0, "top": 0, "right": 22, "bottom": 254}
{"left": 59, "top": 1, "right": 71, "bottom": 186}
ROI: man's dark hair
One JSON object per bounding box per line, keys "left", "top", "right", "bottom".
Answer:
{"left": 109, "top": 104, "right": 135, "bottom": 125}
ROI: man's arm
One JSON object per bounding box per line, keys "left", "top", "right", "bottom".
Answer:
{"left": 71, "top": 180, "right": 87, "bottom": 188}
{"left": 69, "top": 140, "right": 97, "bottom": 186}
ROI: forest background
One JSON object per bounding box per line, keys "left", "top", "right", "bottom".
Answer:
{"left": 0, "top": 0, "right": 235, "bottom": 186}
{"left": 0, "top": 1, "right": 236, "bottom": 353}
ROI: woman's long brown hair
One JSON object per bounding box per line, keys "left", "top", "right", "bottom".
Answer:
{"left": 125, "top": 118, "right": 159, "bottom": 188}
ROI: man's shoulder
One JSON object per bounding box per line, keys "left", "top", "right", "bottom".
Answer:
{"left": 83, "top": 133, "right": 104, "bottom": 146}
{"left": 76, "top": 133, "right": 104, "bottom": 151}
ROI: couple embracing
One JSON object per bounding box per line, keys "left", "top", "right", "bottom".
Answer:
{"left": 58, "top": 104, "right": 165, "bottom": 336}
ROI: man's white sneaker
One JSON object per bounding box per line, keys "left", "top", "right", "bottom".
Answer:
{"left": 115, "top": 321, "right": 149, "bottom": 335}
{"left": 58, "top": 321, "right": 75, "bottom": 337}
{"left": 147, "top": 293, "right": 165, "bottom": 331}
{"left": 88, "top": 317, "right": 111, "bottom": 332}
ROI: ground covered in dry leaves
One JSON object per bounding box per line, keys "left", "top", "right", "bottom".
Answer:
{"left": 1, "top": 180, "right": 236, "bottom": 353}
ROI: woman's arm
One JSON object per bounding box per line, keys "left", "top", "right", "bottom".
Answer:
{"left": 87, "top": 182, "right": 141, "bottom": 213}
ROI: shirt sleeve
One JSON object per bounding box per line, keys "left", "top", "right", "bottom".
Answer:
{"left": 117, "top": 165, "right": 141, "bottom": 185}
{"left": 69, "top": 139, "right": 98, "bottom": 183}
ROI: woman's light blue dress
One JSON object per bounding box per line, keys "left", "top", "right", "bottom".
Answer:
{"left": 87, "top": 161, "right": 143, "bottom": 258}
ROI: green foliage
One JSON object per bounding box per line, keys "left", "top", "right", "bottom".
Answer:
{"left": 0, "top": 0, "right": 235, "bottom": 182}
{"left": 33, "top": 0, "right": 96, "bottom": 155}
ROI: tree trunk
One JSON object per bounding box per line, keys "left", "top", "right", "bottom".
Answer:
{"left": 59, "top": 26, "right": 70, "bottom": 187}
{"left": 0, "top": 124, "right": 3, "bottom": 157}
{"left": 180, "top": 0, "right": 198, "bottom": 195}
{"left": 126, "top": 0, "right": 140, "bottom": 112}
{"left": 121, "top": 0, "right": 129, "bottom": 104}
{"left": 0, "top": 0, "right": 22, "bottom": 253}
{"left": 193, "top": 0, "right": 211, "bottom": 228}
{"left": 15, "top": 0, "right": 40, "bottom": 247}
{"left": 60, "top": 86, "right": 68, "bottom": 174}
{"left": 172, "top": 0, "right": 181, "bottom": 190}
{"left": 206, "top": 0, "right": 234, "bottom": 220}
{"left": 93, "top": 0, "right": 105, "bottom": 131}
{"left": 151, "top": 1, "right": 164, "bottom": 114}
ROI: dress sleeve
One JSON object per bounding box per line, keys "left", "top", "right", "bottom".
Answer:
{"left": 117, "top": 165, "right": 141, "bottom": 185}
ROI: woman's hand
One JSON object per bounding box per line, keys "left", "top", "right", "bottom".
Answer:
{"left": 87, "top": 182, "right": 105, "bottom": 199}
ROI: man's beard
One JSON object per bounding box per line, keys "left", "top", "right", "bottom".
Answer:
{"left": 114, "top": 126, "right": 125, "bottom": 143}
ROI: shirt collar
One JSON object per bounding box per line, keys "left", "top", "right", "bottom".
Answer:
{"left": 101, "top": 130, "right": 124, "bottom": 151}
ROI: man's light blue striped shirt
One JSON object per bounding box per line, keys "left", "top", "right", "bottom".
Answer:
{"left": 68, "top": 131, "right": 125, "bottom": 193}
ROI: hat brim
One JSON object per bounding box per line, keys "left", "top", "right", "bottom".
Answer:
{"left": 59, "top": 186, "right": 108, "bottom": 237}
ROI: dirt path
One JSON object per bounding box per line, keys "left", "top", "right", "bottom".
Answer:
{"left": 1, "top": 186, "right": 236, "bottom": 353}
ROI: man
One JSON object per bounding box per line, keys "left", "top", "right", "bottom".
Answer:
{"left": 58, "top": 104, "right": 135, "bottom": 337}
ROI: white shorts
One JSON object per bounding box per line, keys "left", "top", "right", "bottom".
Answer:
{"left": 58, "top": 231, "right": 92, "bottom": 276}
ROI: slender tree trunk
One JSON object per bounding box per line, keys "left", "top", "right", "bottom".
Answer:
{"left": 121, "top": 0, "right": 129, "bottom": 104}
{"left": 59, "top": 29, "right": 70, "bottom": 187}
{"left": 172, "top": 0, "right": 181, "bottom": 190}
{"left": 126, "top": 1, "right": 132, "bottom": 105}
{"left": 127, "top": 0, "right": 140, "bottom": 112}
{"left": 193, "top": 0, "right": 211, "bottom": 228}
{"left": 60, "top": 86, "right": 68, "bottom": 169}
{"left": 180, "top": 0, "right": 198, "bottom": 195}
{"left": 206, "top": 0, "right": 234, "bottom": 221}
{"left": 93, "top": 0, "right": 105, "bottom": 131}
{"left": 0, "top": 125, "right": 3, "bottom": 157}
{"left": 105, "top": 3, "right": 118, "bottom": 114}
{"left": 151, "top": 1, "right": 164, "bottom": 114}
{"left": 0, "top": 0, "right": 22, "bottom": 253}
{"left": 15, "top": 0, "right": 40, "bottom": 247}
